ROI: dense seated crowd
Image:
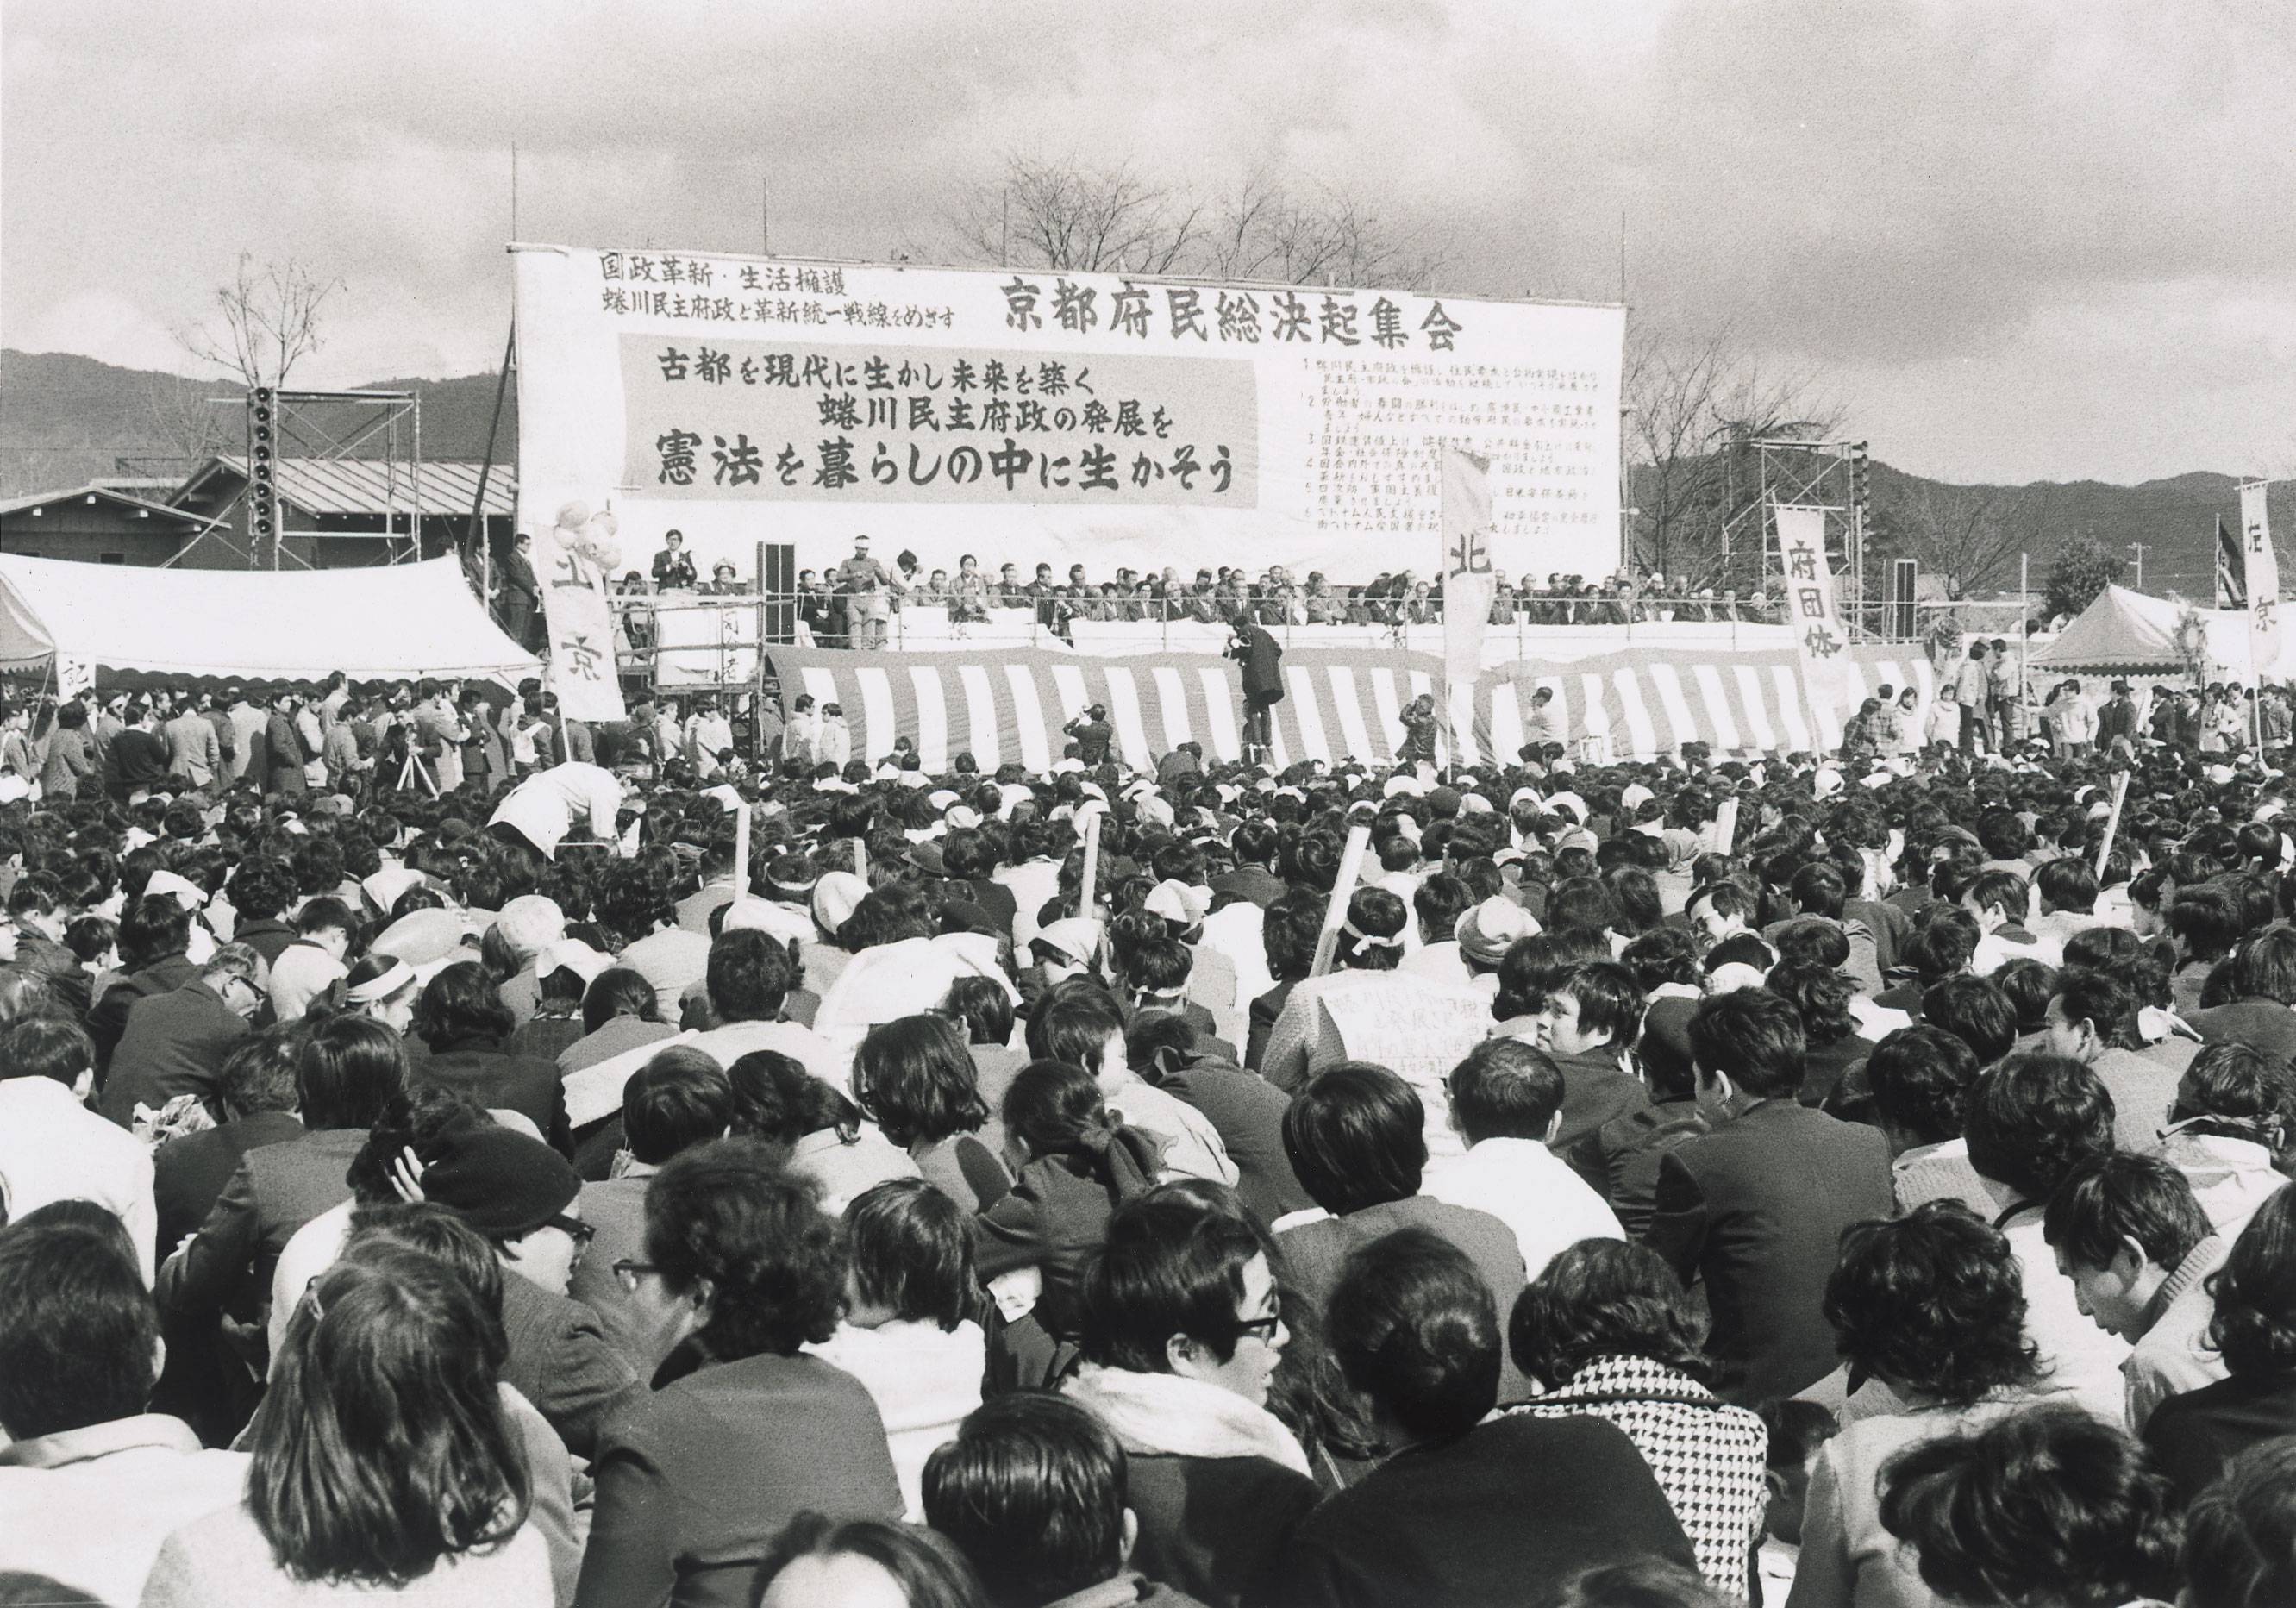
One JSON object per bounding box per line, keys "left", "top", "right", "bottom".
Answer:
{"left": 5, "top": 670, "right": 2296, "bottom": 1608}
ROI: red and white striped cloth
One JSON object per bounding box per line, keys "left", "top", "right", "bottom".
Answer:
{"left": 768, "top": 642, "right": 1936, "bottom": 772}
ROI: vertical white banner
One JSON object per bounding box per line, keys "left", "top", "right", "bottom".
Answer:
{"left": 539, "top": 504, "right": 631, "bottom": 723}
{"left": 2243, "top": 481, "right": 2279, "bottom": 679}
{"left": 1442, "top": 447, "right": 1496, "bottom": 694}
{"left": 1777, "top": 504, "right": 1849, "bottom": 746}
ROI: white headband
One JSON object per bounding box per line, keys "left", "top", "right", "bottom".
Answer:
{"left": 1342, "top": 917, "right": 1404, "bottom": 949}
{"left": 345, "top": 959, "right": 415, "bottom": 1005}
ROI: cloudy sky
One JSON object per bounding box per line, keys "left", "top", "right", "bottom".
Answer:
{"left": 5, "top": 0, "right": 2289, "bottom": 485}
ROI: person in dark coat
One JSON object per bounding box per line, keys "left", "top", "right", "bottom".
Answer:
{"left": 973, "top": 1061, "right": 1162, "bottom": 1344}
{"left": 1273, "top": 1229, "right": 1697, "bottom": 1606}
{"left": 151, "top": 1030, "right": 303, "bottom": 1259}
{"left": 1273, "top": 1063, "right": 1532, "bottom": 1405}
{"left": 926, "top": 1393, "right": 1223, "bottom": 1608}
{"left": 100, "top": 946, "right": 264, "bottom": 1129}
{"left": 499, "top": 530, "right": 544, "bottom": 653}
{"left": 87, "top": 895, "right": 203, "bottom": 1079}
{"left": 264, "top": 691, "right": 310, "bottom": 798}
{"left": 1063, "top": 704, "right": 1115, "bottom": 766}
{"left": 1064, "top": 1188, "right": 1318, "bottom": 1606}
{"left": 1227, "top": 613, "right": 1284, "bottom": 759}
{"left": 412, "top": 1115, "right": 641, "bottom": 1464}
{"left": 154, "top": 1017, "right": 407, "bottom": 1421}
{"left": 578, "top": 1142, "right": 902, "bottom": 1608}
{"left": 409, "top": 960, "right": 571, "bottom": 1152}
{"left": 1646, "top": 988, "right": 1894, "bottom": 1405}
{"left": 1127, "top": 1014, "right": 1310, "bottom": 1229}
{"left": 2185, "top": 926, "right": 2296, "bottom": 1064}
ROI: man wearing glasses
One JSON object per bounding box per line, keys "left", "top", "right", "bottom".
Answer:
{"left": 101, "top": 943, "right": 268, "bottom": 1130}
{"left": 411, "top": 1120, "right": 637, "bottom": 1465}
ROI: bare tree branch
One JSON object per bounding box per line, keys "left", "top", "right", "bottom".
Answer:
{"left": 175, "top": 253, "right": 345, "bottom": 389}
{"left": 944, "top": 155, "right": 1449, "bottom": 289}
{"left": 1623, "top": 322, "right": 1846, "bottom": 587}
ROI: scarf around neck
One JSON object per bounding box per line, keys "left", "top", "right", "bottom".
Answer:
{"left": 1064, "top": 1363, "right": 1311, "bottom": 1478}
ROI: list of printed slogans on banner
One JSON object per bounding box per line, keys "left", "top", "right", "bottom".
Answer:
{"left": 1776, "top": 504, "right": 1849, "bottom": 721}
{"left": 622, "top": 338, "right": 1261, "bottom": 508}
{"left": 1308, "top": 357, "right": 1610, "bottom": 541}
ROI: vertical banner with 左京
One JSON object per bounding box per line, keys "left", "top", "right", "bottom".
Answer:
{"left": 1777, "top": 504, "right": 1849, "bottom": 749}
{"left": 2243, "top": 481, "right": 2280, "bottom": 680}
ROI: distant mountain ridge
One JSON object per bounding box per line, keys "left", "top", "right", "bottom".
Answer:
{"left": 0, "top": 349, "right": 516, "bottom": 497}
{"left": 3, "top": 347, "right": 2281, "bottom": 598}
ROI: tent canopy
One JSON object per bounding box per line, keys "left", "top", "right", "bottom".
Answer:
{"left": 0, "top": 554, "right": 540, "bottom": 688}
{"left": 2030, "top": 585, "right": 2187, "bottom": 672}
{"left": 2030, "top": 583, "right": 2284, "bottom": 680}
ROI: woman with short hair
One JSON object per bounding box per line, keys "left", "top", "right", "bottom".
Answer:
{"left": 1786, "top": 1202, "right": 2073, "bottom": 1608}
{"left": 576, "top": 1139, "right": 902, "bottom": 1608}
{"left": 1508, "top": 1241, "right": 1767, "bottom": 1599}
{"left": 1879, "top": 1405, "right": 2180, "bottom": 1608}
{"left": 853, "top": 1014, "right": 1009, "bottom": 1211}
{"left": 143, "top": 1245, "right": 550, "bottom": 1605}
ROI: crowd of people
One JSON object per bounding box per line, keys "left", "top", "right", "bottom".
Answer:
{"left": 5, "top": 651, "right": 2296, "bottom": 1608}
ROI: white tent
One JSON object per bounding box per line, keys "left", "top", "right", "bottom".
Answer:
{"left": 0, "top": 554, "right": 541, "bottom": 689}
{"left": 2030, "top": 584, "right": 2292, "bottom": 683}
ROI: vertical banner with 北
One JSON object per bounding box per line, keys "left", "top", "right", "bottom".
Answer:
{"left": 1441, "top": 447, "right": 1497, "bottom": 760}
{"left": 1777, "top": 504, "right": 1849, "bottom": 750}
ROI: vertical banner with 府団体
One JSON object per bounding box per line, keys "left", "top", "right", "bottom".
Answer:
{"left": 510, "top": 246, "right": 1624, "bottom": 590}
{"left": 2243, "top": 481, "right": 2279, "bottom": 677}
{"left": 1777, "top": 504, "right": 1849, "bottom": 749}
{"left": 1442, "top": 447, "right": 1496, "bottom": 754}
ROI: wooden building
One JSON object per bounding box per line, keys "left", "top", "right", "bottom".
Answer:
{"left": 0, "top": 484, "right": 222, "bottom": 566}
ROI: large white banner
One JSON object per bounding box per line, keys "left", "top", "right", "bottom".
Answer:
{"left": 511, "top": 246, "right": 1624, "bottom": 588}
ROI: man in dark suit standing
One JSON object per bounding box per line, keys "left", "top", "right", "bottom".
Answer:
{"left": 1228, "top": 612, "right": 1284, "bottom": 761}
{"left": 499, "top": 530, "right": 544, "bottom": 653}
{"left": 1647, "top": 988, "right": 1893, "bottom": 1405}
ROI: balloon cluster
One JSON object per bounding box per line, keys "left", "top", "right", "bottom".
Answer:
{"left": 550, "top": 499, "right": 622, "bottom": 580}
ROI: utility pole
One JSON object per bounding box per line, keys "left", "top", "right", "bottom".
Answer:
{"left": 2128, "top": 542, "right": 2148, "bottom": 589}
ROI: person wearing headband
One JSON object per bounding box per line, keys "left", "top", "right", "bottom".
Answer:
{"left": 339, "top": 953, "right": 420, "bottom": 1036}
{"left": 1259, "top": 886, "right": 1492, "bottom": 1161}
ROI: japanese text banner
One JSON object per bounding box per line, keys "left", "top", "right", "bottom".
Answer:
{"left": 1776, "top": 504, "right": 1849, "bottom": 723}
{"left": 2243, "top": 481, "right": 2280, "bottom": 674}
{"left": 513, "top": 245, "right": 1623, "bottom": 586}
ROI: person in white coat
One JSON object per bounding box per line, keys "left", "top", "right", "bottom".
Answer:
{"left": 486, "top": 762, "right": 628, "bottom": 860}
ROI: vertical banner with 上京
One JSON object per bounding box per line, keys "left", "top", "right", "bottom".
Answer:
{"left": 2243, "top": 481, "right": 2279, "bottom": 679}
{"left": 539, "top": 502, "right": 630, "bottom": 723}
{"left": 1777, "top": 504, "right": 1849, "bottom": 748}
